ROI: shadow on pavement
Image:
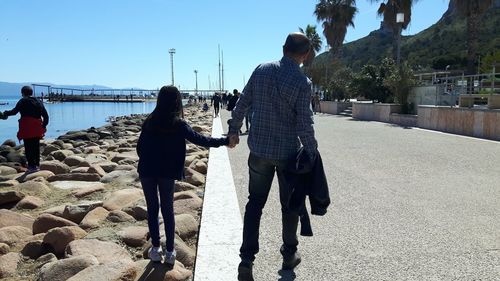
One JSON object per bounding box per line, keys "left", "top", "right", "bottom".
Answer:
{"left": 136, "top": 261, "right": 174, "bottom": 281}
{"left": 278, "top": 269, "right": 297, "bottom": 281}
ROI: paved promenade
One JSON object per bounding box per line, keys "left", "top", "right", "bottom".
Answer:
{"left": 197, "top": 110, "right": 500, "bottom": 280}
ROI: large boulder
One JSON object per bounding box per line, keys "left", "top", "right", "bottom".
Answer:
{"left": 40, "top": 161, "right": 71, "bottom": 175}
{"left": 96, "top": 161, "right": 118, "bottom": 173}
{"left": 0, "top": 209, "right": 34, "bottom": 230}
{"left": 174, "top": 214, "right": 199, "bottom": 240}
{"left": 35, "top": 253, "right": 58, "bottom": 266}
{"left": 62, "top": 201, "right": 102, "bottom": 224}
{"left": 48, "top": 173, "right": 101, "bottom": 182}
{"left": 184, "top": 167, "right": 205, "bottom": 186}
{"left": 41, "top": 204, "right": 68, "bottom": 217}
{"left": 51, "top": 180, "right": 104, "bottom": 191}
{"left": 1, "top": 140, "right": 16, "bottom": 147}
{"left": 134, "top": 259, "right": 191, "bottom": 281}
{"left": 49, "top": 150, "right": 75, "bottom": 161}
{"left": 0, "top": 225, "right": 32, "bottom": 247}
{"left": 0, "top": 190, "right": 25, "bottom": 206}
{"left": 123, "top": 205, "right": 148, "bottom": 221}
{"left": 21, "top": 239, "right": 50, "bottom": 259}
{"left": 107, "top": 210, "right": 135, "bottom": 223}
{"left": 100, "top": 170, "right": 138, "bottom": 184}
{"left": 65, "top": 239, "right": 132, "bottom": 264}
{"left": 58, "top": 131, "right": 100, "bottom": 142}
{"left": 21, "top": 170, "right": 56, "bottom": 182}
{"left": 63, "top": 155, "right": 87, "bottom": 167}
{"left": 38, "top": 254, "right": 99, "bottom": 281}
{"left": 43, "top": 226, "right": 88, "bottom": 255}
{"left": 0, "top": 166, "right": 17, "bottom": 176}
{"left": 71, "top": 184, "right": 105, "bottom": 198}
{"left": 87, "top": 165, "right": 106, "bottom": 177}
{"left": 66, "top": 260, "right": 137, "bottom": 281}
{"left": 16, "top": 195, "right": 44, "bottom": 209}
{"left": 0, "top": 252, "right": 21, "bottom": 278}
{"left": 0, "top": 179, "right": 19, "bottom": 188}
{"left": 117, "top": 226, "right": 149, "bottom": 247}
{"left": 102, "top": 188, "right": 143, "bottom": 211}
{"left": 110, "top": 154, "right": 139, "bottom": 164}
{"left": 0, "top": 243, "right": 9, "bottom": 255}
{"left": 79, "top": 207, "right": 109, "bottom": 229}
{"left": 14, "top": 181, "right": 51, "bottom": 196}
{"left": 41, "top": 144, "right": 60, "bottom": 156}
{"left": 190, "top": 160, "right": 208, "bottom": 174}
{"left": 32, "top": 213, "right": 79, "bottom": 234}
{"left": 173, "top": 198, "right": 203, "bottom": 218}
{"left": 174, "top": 181, "right": 197, "bottom": 192}
{"left": 84, "top": 154, "right": 108, "bottom": 165}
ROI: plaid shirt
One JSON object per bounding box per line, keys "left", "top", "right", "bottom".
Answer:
{"left": 229, "top": 56, "right": 317, "bottom": 160}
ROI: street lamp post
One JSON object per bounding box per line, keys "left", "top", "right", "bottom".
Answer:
{"left": 169, "top": 48, "right": 176, "bottom": 85}
{"left": 396, "top": 13, "right": 405, "bottom": 65}
{"left": 194, "top": 70, "right": 198, "bottom": 96}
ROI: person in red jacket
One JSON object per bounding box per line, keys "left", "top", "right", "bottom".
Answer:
{"left": 2, "top": 86, "right": 49, "bottom": 172}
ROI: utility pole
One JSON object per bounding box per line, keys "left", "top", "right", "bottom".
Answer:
{"left": 169, "top": 48, "right": 176, "bottom": 85}
{"left": 396, "top": 13, "right": 404, "bottom": 66}
{"left": 194, "top": 70, "right": 198, "bottom": 95}
{"left": 218, "top": 45, "right": 222, "bottom": 91}
{"left": 221, "top": 49, "right": 225, "bottom": 92}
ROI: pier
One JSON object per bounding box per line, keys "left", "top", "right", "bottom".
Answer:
{"left": 31, "top": 84, "right": 224, "bottom": 103}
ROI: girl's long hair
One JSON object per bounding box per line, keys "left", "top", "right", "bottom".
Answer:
{"left": 142, "top": 86, "right": 184, "bottom": 134}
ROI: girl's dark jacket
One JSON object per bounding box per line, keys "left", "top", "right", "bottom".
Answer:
{"left": 136, "top": 120, "right": 228, "bottom": 179}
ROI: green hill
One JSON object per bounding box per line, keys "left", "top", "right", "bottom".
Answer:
{"left": 313, "top": 3, "right": 500, "bottom": 72}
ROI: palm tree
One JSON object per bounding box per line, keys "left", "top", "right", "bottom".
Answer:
{"left": 314, "top": 0, "right": 358, "bottom": 59}
{"left": 454, "top": 0, "right": 494, "bottom": 75}
{"left": 299, "top": 25, "right": 322, "bottom": 67}
{"left": 370, "top": 0, "right": 420, "bottom": 63}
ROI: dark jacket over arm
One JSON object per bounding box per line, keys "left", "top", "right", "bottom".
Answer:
{"left": 284, "top": 147, "right": 330, "bottom": 236}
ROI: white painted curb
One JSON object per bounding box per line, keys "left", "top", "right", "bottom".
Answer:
{"left": 194, "top": 116, "right": 243, "bottom": 280}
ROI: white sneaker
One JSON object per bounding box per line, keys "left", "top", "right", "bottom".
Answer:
{"left": 164, "top": 249, "right": 176, "bottom": 265}
{"left": 148, "top": 246, "right": 163, "bottom": 262}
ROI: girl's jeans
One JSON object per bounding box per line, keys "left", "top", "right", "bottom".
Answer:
{"left": 140, "top": 177, "right": 175, "bottom": 252}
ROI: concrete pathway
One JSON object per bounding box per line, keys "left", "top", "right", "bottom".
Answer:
{"left": 196, "top": 110, "right": 500, "bottom": 280}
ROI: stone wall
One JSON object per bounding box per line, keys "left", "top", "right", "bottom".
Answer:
{"left": 390, "top": 114, "right": 418, "bottom": 127}
{"left": 352, "top": 103, "right": 402, "bottom": 123}
{"left": 319, "top": 101, "right": 351, "bottom": 115}
{"left": 417, "top": 106, "right": 500, "bottom": 141}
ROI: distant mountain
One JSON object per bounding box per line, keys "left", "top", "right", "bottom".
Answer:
{"left": 313, "top": 1, "right": 500, "bottom": 72}
{"left": 0, "top": 82, "right": 113, "bottom": 97}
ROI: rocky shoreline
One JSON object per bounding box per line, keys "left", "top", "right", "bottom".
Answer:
{"left": 0, "top": 106, "right": 213, "bottom": 281}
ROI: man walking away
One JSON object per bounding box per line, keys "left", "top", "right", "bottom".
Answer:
{"left": 228, "top": 32, "right": 318, "bottom": 281}
{"left": 212, "top": 93, "right": 221, "bottom": 117}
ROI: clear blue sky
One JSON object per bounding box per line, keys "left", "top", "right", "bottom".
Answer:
{"left": 0, "top": 0, "right": 449, "bottom": 92}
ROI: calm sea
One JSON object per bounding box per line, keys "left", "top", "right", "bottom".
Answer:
{"left": 0, "top": 96, "right": 160, "bottom": 144}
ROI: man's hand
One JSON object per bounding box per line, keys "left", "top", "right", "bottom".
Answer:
{"left": 227, "top": 133, "right": 240, "bottom": 148}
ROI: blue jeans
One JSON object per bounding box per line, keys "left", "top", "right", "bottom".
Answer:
{"left": 140, "top": 177, "right": 175, "bottom": 252}
{"left": 239, "top": 153, "right": 299, "bottom": 263}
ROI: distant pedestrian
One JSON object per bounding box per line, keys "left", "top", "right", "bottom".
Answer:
{"left": 1, "top": 86, "right": 49, "bottom": 172}
{"left": 136, "top": 86, "right": 233, "bottom": 265}
{"left": 212, "top": 93, "right": 221, "bottom": 117}
{"left": 312, "top": 92, "right": 321, "bottom": 114}
{"left": 228, "top": 32, "right": 319, "bottom": 281}
{"left": 227, "top": 89, "right": 240, "bottom": 111}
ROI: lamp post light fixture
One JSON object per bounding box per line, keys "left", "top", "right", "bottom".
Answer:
{"left": 194, "top": 70, "right": 198, "bottom": 96}
{"left": 169, "top": 48, "right": 176, "bottom": 85}
{"left": 396, "top": 12, "right": 405, "bottom": 66}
